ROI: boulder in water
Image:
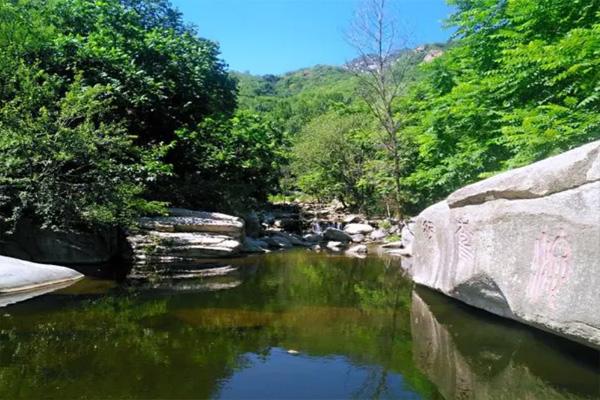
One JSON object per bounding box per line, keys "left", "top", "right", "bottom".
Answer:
{"left": 346, "top": 244, "right": 368, "bottom": 256}
{"left": 323, "top": 228, "right": 352, "bottom": 242}
{"left": 409, "top": 140, "right": 600, "bottom": 349}
{"left": 0, "top": 256, "right": 83, "bottom": 306}
{"left": 343, "top": 223, "right": 374, "bottom": 235}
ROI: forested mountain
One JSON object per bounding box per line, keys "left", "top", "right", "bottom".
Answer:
{"left": 0, "top": 0, "right": 597, "bottom": 235}
{"left": 236, "top": 1, "right": 599, "bottom": 216}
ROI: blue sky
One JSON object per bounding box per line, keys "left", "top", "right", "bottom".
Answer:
{"left": 170, "top": 0, "right": 454, "bottom": 75}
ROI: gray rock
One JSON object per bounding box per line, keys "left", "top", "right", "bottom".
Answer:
{"left": 346, "top": 244, "right": 368, "bottom": 255}
{"left": 381, "top": 241, "right": 403, "bottom": 249}
{"left": 273, "top": 218, "right": 303, "bottom": 232}
{"left": 447, "top": 139, "right": 600, "bottom": 208}
{"left": 129, "top": 232, "right": 242, "bottom": 259}
{"left": 139, "top": 208, "right": 244, "bottom": 238}
{"left": 369, "top": 229, "right": 388, "bottom": 241}
{"left": 410, "top": 141, "right": 600, "bottom": 349}
{"left": 273, "top": 232, "right": 309, "bottom": 247}
{"left": 323, "top": 227, "right": 352, "bottom": 242}
{"left": 343, "top": 214, "right": 361, "bottom": 224}
{"left": 343, "top": 223, "right": 375, "bottom": 235}
{"left": 0, "top": 281, "right": 77, "bottom": 308}
{"left": 0, "top": 256, "right": 83, "bottom": 296}
{"left": 303, "top": 233, "right": 322, "bottom": 243}
{"left": 401, "top": 221, "right": 415, "bottom": 253}
{"left": 262, "top": 235, "right": 293, "bottom": 249}
{"left": 127, "top": 209, "right": 245, "bottom": 278}
{"left": 326, "top": 241, "right": 345, "bottom": 251}
{"left": 351, "top": 234, "right": 365, "bottom": 243}
{"left": 243, "top": 211, "right": 262, "bottom": 238}
{"left": 242, "top": 238, "right": 269, "bottom": 253}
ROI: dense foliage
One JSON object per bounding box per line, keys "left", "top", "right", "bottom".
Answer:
{"left": 239, "top": 0, "right": 599, "bottom": 215}
{"left": 400, "top": 0, "right": 600, "bottom": 210}
{"left": 0, "top": 0, "right": 284, "bottom": 231}
{"left": 1, "top": 0, "right": 598, "bottom": 232}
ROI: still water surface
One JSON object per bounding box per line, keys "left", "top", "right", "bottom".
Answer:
{"left": 0, "top": 250, "right": 598, "bottom": 399}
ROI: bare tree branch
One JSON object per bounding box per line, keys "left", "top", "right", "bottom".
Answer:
{"left": 344, "top": 0, "right": 413, "bottom": 217}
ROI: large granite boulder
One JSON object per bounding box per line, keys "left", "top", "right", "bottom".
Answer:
{"left": 409, "top": 140, "right": 600, "bottom": 349}
{"left": 0, "top": 256, "right": 83, "bottom": 306}
{"left": 127, "top": 208, "right": 244, "bottom": 279}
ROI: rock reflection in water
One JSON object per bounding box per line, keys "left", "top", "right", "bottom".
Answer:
{"left": 411, "top": 288, "right": 600, "bottom": 400}
{"left": 0, "top": 279, "right": 80, "bottom": 308}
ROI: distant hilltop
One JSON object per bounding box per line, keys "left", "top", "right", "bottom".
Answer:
{"left": 343, "top": 43, "right": 446, "bottom": 72}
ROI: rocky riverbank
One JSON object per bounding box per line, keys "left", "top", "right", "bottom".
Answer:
{"left": 124, "top": 202, "right": 410, "bottom": 280}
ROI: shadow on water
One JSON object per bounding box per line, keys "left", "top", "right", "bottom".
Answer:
{"left": 0, "top": 249, "right": 597, "bottom": 399}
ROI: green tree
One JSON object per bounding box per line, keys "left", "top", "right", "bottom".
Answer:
{"left": 291, "top": 111, "right": 378, "bottom": 211}
{"left": 401, "top": 0, "right": 600, "bottom": 212}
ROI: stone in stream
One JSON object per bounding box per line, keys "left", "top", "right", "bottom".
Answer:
{"left": 351, "top": 234, "right": 366, "bottom": 243}
{"left": 127, "top": 208, "right": 245, "bottom": 279}
{"left": 381, "top": 241, "right": 403, "bottom": 249}
{"left": 346, "top": 244, "right": 368, "bottom": 256}
{"left": 343, "top": 214, "right": 361, "bottom": 224}
{"left": 242, "top": 238, "right": 270, "bottom": 253}
{"left": 323, "top": 228, "right": 352, "bottom": 242}
{"left": 408, "top": 139, "right": 600, "bottom": 349}
{"left": 369, "top": 229, "right": 388, "bottom": 241}
{"left": 303, "top": 233, "right": 322, "bottom": 243}
{"left": 272, "top": 231, "right": 309, "bottom": 247}
{"left": 0, "top": 256, "right": 83, "bottom": 306}
{"left": 326, "top": 241, "right": 346, "bottom": 252}
{"left": 262, "top": 234, "right": 293, "bottom": 249}
{"left": 343, "top": 223, "right": 375, "bottom": 235}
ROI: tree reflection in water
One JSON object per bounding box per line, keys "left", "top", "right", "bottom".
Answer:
{"left": 0, "top": 250, "right": 596, "bottom": 399}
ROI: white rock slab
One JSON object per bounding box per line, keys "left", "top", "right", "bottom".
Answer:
{"left": 0, "top": 255, "right": 83, "bottom": 295}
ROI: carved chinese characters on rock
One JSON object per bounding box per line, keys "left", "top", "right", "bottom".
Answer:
{"left": 454, "top": 218, "right": 475, "bottom": 278}
{"left": 526, "top": 229, "right": 572, "bottom": 304}
{"left": 421, "top": 220, "right": 435, "bottom": 240}
{"left": 455, "top": 218, "right": 474, "bottom": 264}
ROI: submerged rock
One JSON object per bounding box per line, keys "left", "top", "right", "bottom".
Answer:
{"left": 409, "top": 140, "right": 600, "bottom": 349}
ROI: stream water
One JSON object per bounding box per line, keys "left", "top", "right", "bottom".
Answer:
{"left": 0, "top": 250, "right": 598, "bottom": 399}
